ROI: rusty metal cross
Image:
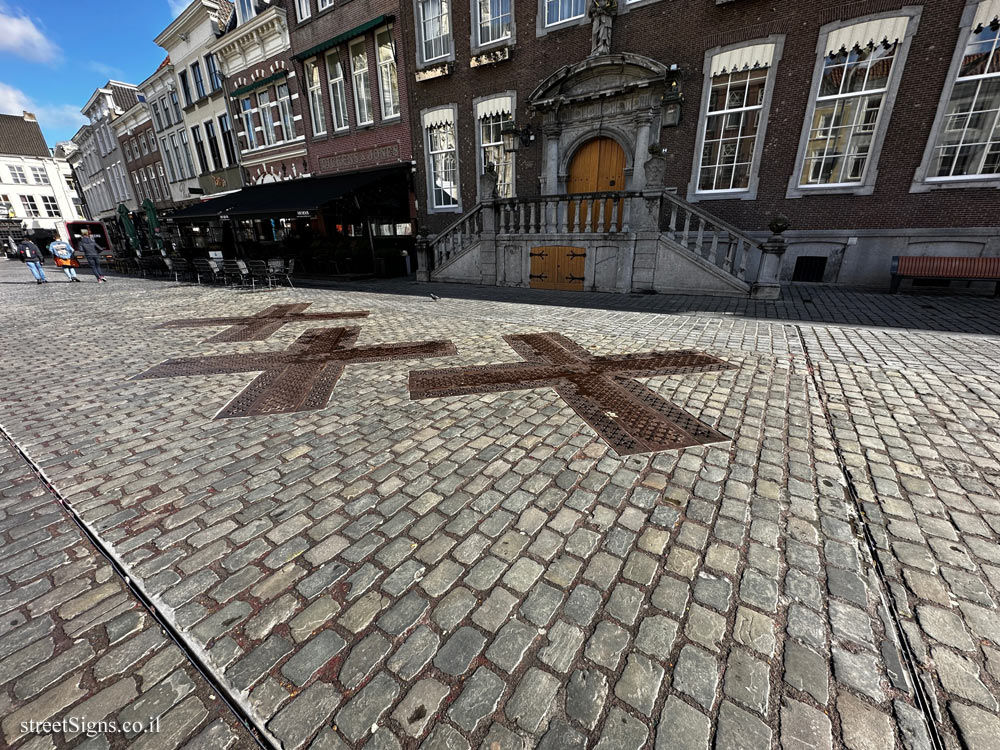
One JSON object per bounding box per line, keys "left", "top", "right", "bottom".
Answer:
{"left": 409, "top": 332, "right": 735, "bottom": 455}
{"left": 158, "top": 303, "right": 370, "bottom": 342}
{"left": 134, "top": 327, "right": 457, "bottom": 418}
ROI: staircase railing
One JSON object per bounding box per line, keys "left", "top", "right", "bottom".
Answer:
{"left": 431, "top": 205, "right": 485, "bottom": 268}
{"left": 494, "top": 192, "right": 636, "bottom": 235}
{"left": 659, "top": 192, "right": 759, "bottom": 281}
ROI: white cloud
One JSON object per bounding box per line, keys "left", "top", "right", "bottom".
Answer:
{"left": 167, "top": 0, "right": 189, "bottom": 17}
{"left": 87, "top": 61, "right": 126, "bottom": 79}
{"left": 0, "top": 82, "right": 86, "bottom": 134}
{"left": 0, "top": 7, "right": 60, "bottom": 64}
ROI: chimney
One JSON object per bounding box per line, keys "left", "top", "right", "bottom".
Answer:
{"left": 23, "top": 111, "right": 37, "bottom": 122}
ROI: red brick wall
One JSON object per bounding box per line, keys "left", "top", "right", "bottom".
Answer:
{"left": 118, "top": 120, "right": 171, "bottom": 209}
{"left": 401, "top": 0, "right": 993, "bottom": 235}
{"left": 289, "top": 0, "right": 415, "bottom": 176}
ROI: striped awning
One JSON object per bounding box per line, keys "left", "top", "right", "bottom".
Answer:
{"left": 423, "top": 108, "right": 453, "bottom": 128}
{"left": 710, "top": 44, "right": 776, "bottom": 77}
{"left": 827, "top": 16, "right": 908, "bottom": 55}
{"left": 974, "top": 0, "right": 1000, "bottom": 29}
{"left": 475, "top": 96, "right": 512, "bottom": 120}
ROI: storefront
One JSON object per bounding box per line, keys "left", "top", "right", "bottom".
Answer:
{"left": 165, "top": 166, "right": 414, "bottom": 276}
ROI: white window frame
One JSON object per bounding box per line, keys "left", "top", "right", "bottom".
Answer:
{"left": 9, "top": 165, "right": 27, "bottom": 184}
{"left": 161, "top": 137, "right": 178, "bottom": 181}
{"left": 305, "top": 59, "right": 327, "bottom": 135}
{"left": 20, "top": 195, "right": 40, "bottom": 217}
{"left": 295, "top": 0, "right": 312, "bottom": 22}
{"left": 690, "top": 38, "right": 784, "bottom": 202}
{"left": 30, "top": 165, "right": 49, "bottom": 184}
{"left": 376, "top": 28, "right": 401, "bottom": 120}
{"left": 476, "top": 0, "right": 512, "bottom": 47}
{"left": 423, "top": 106, "right": 461, "bottom": 212}
{"left": 236, "top": 0, "right": 256, "bottom": 24}
{"left": 543, "top": 0, "right": 585, "bottom": 29}
{"left": 913, "top": 2, "right": 1000, "bottom": 190}
{"left": 241, "top": 97, "right": 258, "bottom": 149}
{"left": 787, "top": 10, "right": 921, "bottom": 198}
{"left": 276, "top": 83, "right": 295, "bottom": 139}
{"left": 258, "top": 90, "right": 277, "bottom": 145}
{"left": 417, "top": 0, "right": 453, "bottom": 64}
{"left": 318, "top": 0, "right": 334, "bottom": 8}
{"left": 179, "top": 130, "right": 196, "bottom": 177}
{"left": 41, "top": 195, "right": 59, "bottom": 217}
{"left": 204, "top": 119, "right": 223, "bottom": 170}
{"left": 326, "top": 52, "right": 350, "bottom": 131}
{"left": 474, "top": 94, "right": 515, "bottom": 199}
{"left": 350, "top": 39, "right": 375, "bottom": 126}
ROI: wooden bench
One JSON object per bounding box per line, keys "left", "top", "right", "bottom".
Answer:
{"left": 891, "top": 256, "right": 1000, "bottom": 295}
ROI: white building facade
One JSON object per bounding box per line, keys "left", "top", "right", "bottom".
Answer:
{"left": 154, "top": 0, "right": 242, "bottom": 199}
{"left": 0, "top": 112, "right": 85, "bottom": 243}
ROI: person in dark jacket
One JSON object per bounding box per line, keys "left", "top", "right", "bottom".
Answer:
{"left": 78, "top": 229, "right": 107, "bottom": 282}
{"left": 17, "top": 239, "right": 48, "bottom": 284}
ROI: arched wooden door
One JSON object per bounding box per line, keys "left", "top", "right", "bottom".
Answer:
{"left": 567, "top": 137, "right": 625, "bottom": 232}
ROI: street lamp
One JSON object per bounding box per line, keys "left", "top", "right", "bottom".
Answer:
{"left": 501, "top": 123, "right": 535, "bottom": 153}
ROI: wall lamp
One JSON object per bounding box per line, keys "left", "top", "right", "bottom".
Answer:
{"left": 501, "top": 123, "right": 536, "bottom": 153}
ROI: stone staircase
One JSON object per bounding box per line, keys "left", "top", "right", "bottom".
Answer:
{"left": 420, "top": 190, "right": 764, "bottom": 296}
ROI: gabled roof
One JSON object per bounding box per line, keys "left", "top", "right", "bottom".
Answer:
{"left": 0, "top": 113, "right": 50, "bottom": 157}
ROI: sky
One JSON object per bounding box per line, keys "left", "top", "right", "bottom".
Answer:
{"left": 0, "top": 0, "right": 204, "bottom": 147}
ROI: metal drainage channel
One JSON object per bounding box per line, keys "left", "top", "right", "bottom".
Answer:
{"left": 793, "top": 326, "right": 947, "bottom": 750}
{"left": 0, "top": 425, "right": 274, "bottom": 750}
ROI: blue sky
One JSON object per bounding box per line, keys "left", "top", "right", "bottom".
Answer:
{"left": 0, "top": 0, "right": 203, "bottom": 146}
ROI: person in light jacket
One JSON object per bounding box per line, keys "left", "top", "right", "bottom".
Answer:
{"left": 49, "top": 238, "right": 80, "bottom": 282}
{"left": 17, "top": 238, "right": 47, "bottom": 284}
{"left": 78, "top": 229, "right": 107, "bottom": 282}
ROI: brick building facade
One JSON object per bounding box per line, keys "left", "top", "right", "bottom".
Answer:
{"left": 400, "top": 0, "right": 1000, "bottom": 290}
{"left": 113, "top": 104, "right": 173, "bottom": 214}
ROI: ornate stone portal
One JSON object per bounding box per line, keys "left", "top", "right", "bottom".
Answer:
{"left": 528, "top": 53, "right": 672, "bottom": 194}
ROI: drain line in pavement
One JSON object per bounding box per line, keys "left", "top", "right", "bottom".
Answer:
{"left": 0, "top": 425, "right": 274, "bottom": 750}
{"left": 792, "top": 327, "right": 946, "bottom": 750}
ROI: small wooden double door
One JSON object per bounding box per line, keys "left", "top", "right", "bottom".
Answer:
{"left": 530, "top": 245, "right": 585, "bottom": 291}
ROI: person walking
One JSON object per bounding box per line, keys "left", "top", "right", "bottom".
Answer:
{"left": 49, "top": 238, "right": 81, "bottom": 282}
{"left": 78, "top": 229, "right": 107, "bottom": 283}
{"left": 17, "top": 238, "right": 48, "bottom": 284}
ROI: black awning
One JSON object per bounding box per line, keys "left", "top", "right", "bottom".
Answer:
{"left": 292, "top": 16, "right": 389, "bottom": 61}
{"left": 167, "top": 166, "right": 407, "bottom": 223}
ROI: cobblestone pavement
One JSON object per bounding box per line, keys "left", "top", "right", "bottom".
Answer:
{"left": 1, "top": 259, "right": 999, "bottom": 750}
{"left": 0, "top": 434, "right": 257, "bottom": 749}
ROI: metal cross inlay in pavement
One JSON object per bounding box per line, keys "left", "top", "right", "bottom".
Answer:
{"left": 409, "top": 332, "right": 736, "bottom": 455}
{"left": 134, "top": 327, "right": 457, "bottom": 418}
{"left": 158, "top": 303, "right": 370, "bottom": 341}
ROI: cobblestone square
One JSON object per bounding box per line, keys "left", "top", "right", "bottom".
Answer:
{"left": 2, "top": 263, "right": 1000, "bottom": 749}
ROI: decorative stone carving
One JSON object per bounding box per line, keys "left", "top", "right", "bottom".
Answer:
{"left": 479, "top": 162, "right": 499, "bottom": 201}
{"left": 589, "top": 0, "right": 618, "bottom": 57}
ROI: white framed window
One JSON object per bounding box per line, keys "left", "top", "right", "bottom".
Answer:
{"left": 30, "top": 166, "right": 49, "bottom": 184}
{"left": 206, "top": 54, "right": 222, "bottom": 91}
{"left": 169, "top": 134, "right": 186, "bottom": 180}
{"left": 192, "top": 125, "right": 209, "bottom": 174}
{"left": 351, "top": 39, "right": 374, "bottom": 126}
{"left": 424, "top": 108, "right": 460, "bottom": 209}
{"left": 192, "top": 62, "right": 206, "bottom": 99}
{"left": 788, "top": 13, "right": 918, "bottom": 196}
{"left": 148, "top": 166, "right": 161, "bottom": 201}
{"left": 152, "top": 102, "right": 164, "bottom": 130}
{"left": 157, "top": 163, "right": 169, "bottom": 197}
{"left": 318, "top": 0, "right": 334, "bottom": 8}
{"left": 9, "top": 166, "right": 27, "bottom": 184}
{"left": 306, "top": 59, "right": 327, "bottom": 135}
{"left": 376, "top": 29, "right": 400, "bottom": 119}
{"left": 927, "top": 17, "right": 1000, "bottom": 180}
{"left": 179, "top": 131, "right": 196, "bottom": 177}
{"left": 295, "top": 0, "right": 312, "bottom": 22}
{"left": 161, "top": 137, "right": 177, "bottom": 181}
{"left": 41, "top": 195, "right": 59, "bottom": 217}
{"left": 477, "top": 0, "right": 511, "bottom": 46}
{"left": 124, "top": 140, "right": 134, "bottom": 161}
{"left": 149, "top": 133, "right": 158, "bottom": 152}
{"left": 800, "top": 42, "right": 900, "bottom": 186}
{"left": 699, "top": 68, "right": 768, "bottom": 192}
{"left": 132, "top": 171, "right": 143, "bottom": 201}
{"left": 276, "top": 83, "right": 295, "bottom": 139}
{"left": 476, "top": 98, "right": 514, "bottom": 197}
{"left": 159, "top": 97, "right": 172, "bottom": 127}
{"left": 418, "top": 0, "right": 452, "bottom": 63}
{"left": 140, "top": 169, "right": 151, "bottom": 201}
{"left": 140, "top": 133, "right": 149, "bottom": 155}
{"left": 204, "top": 120, "right": 223, "bottom": 170}
{"left": 241, "top": 97, "right": 257, "bottom": 149}
{"left": 326, "top": 53, "right": 350, "bottom": 131}
{"left": 20, "top": 195, "right": 40, "bottom": 217}
{"left": 544, "top": 0, "right": 585, "bottom": 27}
{"left": 258, "top": 90, "right": 277, "bottom": 145}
